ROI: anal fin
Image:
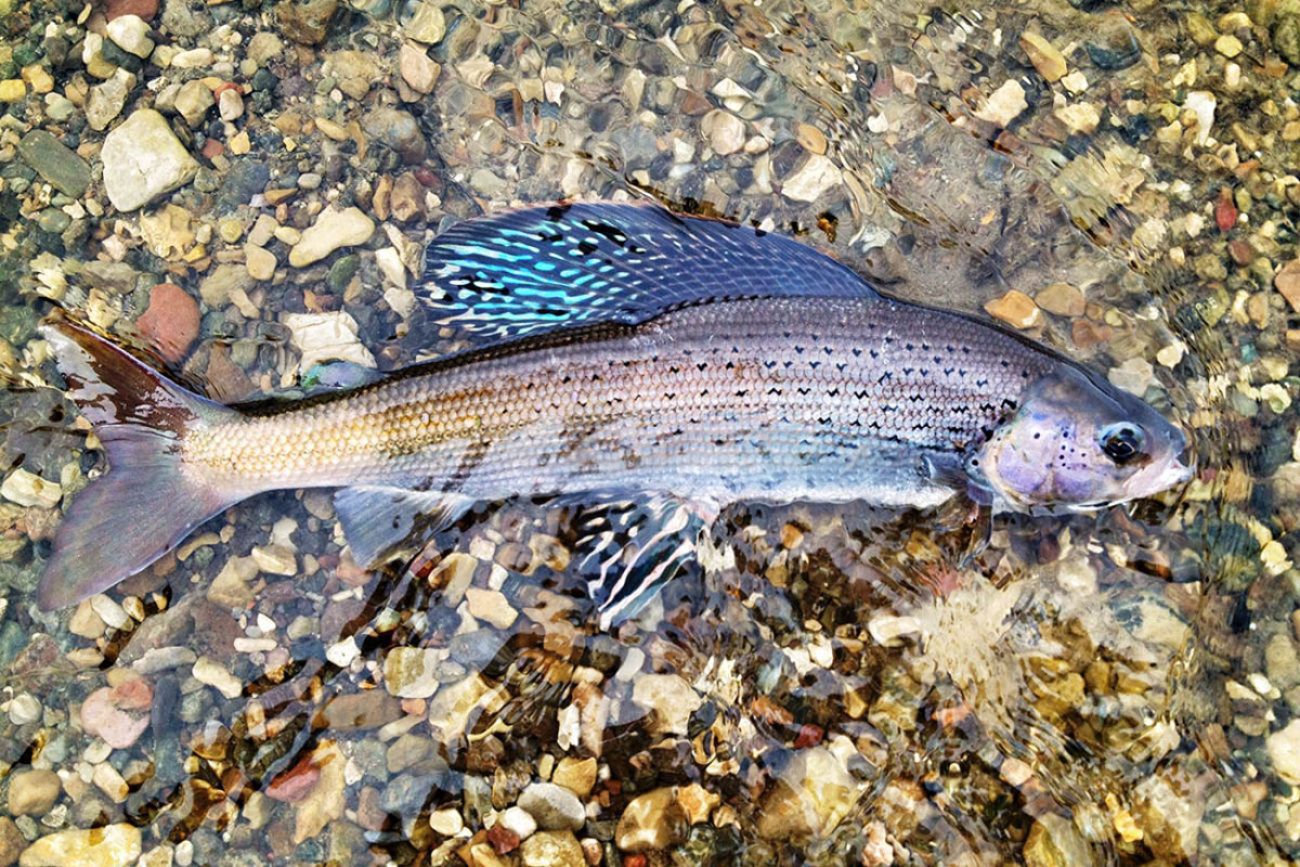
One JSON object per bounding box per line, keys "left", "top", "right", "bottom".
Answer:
{"left": 334, "top": 486, "right": 474, "bottom": 568}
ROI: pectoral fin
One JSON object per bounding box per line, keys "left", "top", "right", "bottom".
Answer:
{"left": 334, "top": 486, "right": 475, "bottom": 568}
{"left": 922, "top": 451, "right": 992, "bottom": 506}
{"left": 567, "top": 494, "right": 718, "bottom": 630}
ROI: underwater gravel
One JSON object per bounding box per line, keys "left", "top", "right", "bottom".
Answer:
{"left": 0, "top": 0, "right": 1297, "bottom": 864}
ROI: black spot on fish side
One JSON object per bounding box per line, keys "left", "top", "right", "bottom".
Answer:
{"left": 582, "top": 220, "right": 628, "bottom": 245}
{"left": 546, "top": 204, "right": 572, "bottom": 222}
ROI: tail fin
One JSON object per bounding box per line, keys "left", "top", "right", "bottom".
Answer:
{"left": 36, "top": 320, "right": 240, "bottom": 610}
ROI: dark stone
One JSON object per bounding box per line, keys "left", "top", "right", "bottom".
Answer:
{"left": 448, "top": 628, "right": 507, "bottom": 671}
{"left": 99, "top": 39, "right": 143, "bottom": 72}
{"left": 325, "top": 254, "right": 359, "bottom": 293}
{"left": 1086, "top": 23, "right": 1141, "bottom": 70}
{"left": 161, "top": 0, "right": 207, "bottom": 38}
{"left": 17, "top": 130, "right": 91, "bottom": 197}
{"left": 215, "top": 159, "right": 270, "bottom": 213}
{"left": 362, "top": 106, "right": 428, "bottom": 164}
{"left": 1276, "top": 14, "right": 1300, "bottom": 66}
{"left": 380, "top": 772, "right": 439, "bottom": 835}
{"left": 251, "top": 68, "right": 277, "bottom": 92}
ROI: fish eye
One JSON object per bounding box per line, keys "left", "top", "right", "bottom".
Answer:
{"left": 1098, "top": 422, "right": 1145, "bottom": 464}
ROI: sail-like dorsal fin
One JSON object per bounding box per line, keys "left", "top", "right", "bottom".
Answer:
{"left": 418, "top": 201, "right": 879, "bottom": 344}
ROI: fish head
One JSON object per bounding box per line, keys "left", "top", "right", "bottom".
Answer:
{"left": 968, "top": 366, "right": 1193, "bottom": 512}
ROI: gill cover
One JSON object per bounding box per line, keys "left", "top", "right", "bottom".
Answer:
{"left": 969, "top": 366, "right": 1192, "bottom": 512}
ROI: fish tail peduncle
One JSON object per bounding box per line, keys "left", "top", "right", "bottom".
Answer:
{"left": 35, "top": 319, "right": 245, "bottom": 610}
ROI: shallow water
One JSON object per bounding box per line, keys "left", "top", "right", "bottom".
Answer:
{"left": 0, "top": 0, "right": 1296, "bottom": 864}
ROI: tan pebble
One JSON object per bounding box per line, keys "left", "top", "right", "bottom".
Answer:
{"left": 984, "top": 290, "right": 1042, "bottom": 329}
{"left": 93, "top": 762, "right": 130, "bottom": 802}
{"left": 315, "top": 117, "right": 349, "bottom": 141}
{"left": 1246, "top": 293, "right": 1271, "bottom": 329}
{"left": 0, "top": 80, "right": 26, "bottom": 102}
{"left": 1054, "top": 102, "right": 1100, "bottom": 135}
{"left": 1215, "top": 34, "right": 1243, "bottom": 57}
{"left": 1060, "top": 70, "right": 1088, "bottom": 94}
{"left": 1034, "top": 282, "right": 1085, "bottom": 317}
{"left": 1274, "top": 259, "right": 1300, "bottom": 311}
{"left": 17, "top": 824, "right": 141, "bottom": 867}
{"left": 1000, "top": 757, "right": 1033, "bottom": 787}
{"left": 228, "top": 130, "right": 251, "bottom": 155}
{"left": 464, "top": 587, "right": 517, "bottom": 630}
{"left": 399, "top": 42, "right": 440, "bottom": 94}
{"left": 675, "top": 783, "right": 719, "bottom": 824}
{"left": 551, "top": 756, "right": 597, "bottom": 798}
{"left": 22, "top": 65, "right": 54, "bottom": 94}
{"left": 1020, "top": 32, "right": 1067, "bottom": 82}
{"left": 795, "top": 122, "right": 828, "bottom": 155}
{"left": 217, "top": 220, "right": 243, "bottom": 244}
{"left": 245, "top": 244, "right": 277, "bottom": 281}
{"left": 975, "top": 79, "right": 1027, "bottom": 126}
{"left": 615, "top": 787, "right": 686, "bottom": 852}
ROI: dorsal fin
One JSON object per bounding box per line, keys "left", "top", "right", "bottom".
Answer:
{"left": 418, "top": 201, "right": 879, "bottom": 344}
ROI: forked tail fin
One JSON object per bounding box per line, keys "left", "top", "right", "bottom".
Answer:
{"left": 36, "top": 320, "right": 240, "bottom": 610}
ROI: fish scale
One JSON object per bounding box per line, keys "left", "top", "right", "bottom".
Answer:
{"left": 186, "top": 296, "right": 1052, "bottom": 508}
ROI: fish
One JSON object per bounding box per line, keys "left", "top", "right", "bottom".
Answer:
{"left": 34, "top": 202, "right": 1193, "bottom": 623}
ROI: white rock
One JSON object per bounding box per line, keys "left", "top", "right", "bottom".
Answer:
{"left": 170, "top": 48, "right": 213, "bottom": 69}
{"left": 429, "top": 808, "right": 464, "bottom": 836}
{"left": 375, "top": 247, "right": 407, "bottom": 291}
{"left": 8, "top": 693, "right": 41, "bottom": 725}
{"left": 867, "top": 613, "right": 921, "bottom": 647}
{"left": 100, "top": 109, "right": 199, "bottom": 212}
{"left": 498, "top": 805, "right": 537, "bottom": 840}
{"left": 1185, "top": 90, "right": 1216, "bottom": 145}
{"left": 217, "top": 88, "right": 244, "bottom": 122}
{"left": 16, "top": 824, "right": 141, "bottom": 867}
{"left": 1, "top": 468, "right": 61, "bottom": 508}
{"left": 250, "top": 543, "right": 295, "bottom": 575}
{"left": 289, "top": 206, "right": 376, "bottom": 268}
{"left": 192, "top": 656, "right": 243, "bottom": 699}
{"left": 326, "top": 636, "right": 360, "bottom": 667}
{"left": 283, "top": 311, "right": 376, "bottom": 371}
{"left": 1268, "top": 719, "right": 1300, "bottom": 783}
{"left": 517, "top": 782, "right": 585, "bottom": 831}
{"left": 782, "top": 153, "right": 842, "bottom": 203}
{"left": 105, "top": 15, "right": 154, "bottom": 58}
{"left": 1108, "top": 357, "right": 1155, "bottom": 396}
{"left": 86, "top": 68, "right": 136, "bottom": 132}
{"left": 631, "top": 673, "right": 701, "bottom": 736}
{"left": 701, "top": 109, "right": 746, "bottom": 156}
{"left": 975, "top": 79, "right": 1027, "bottom": 126}
{"left": 1061, "top": 70, "right": 1089, "bottom": 95}
{"left": 90, "top": 594, "right": 130, "bottom": 630}
{"left": 1054, "top": 102, "right": 1100, "bottom": 135}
